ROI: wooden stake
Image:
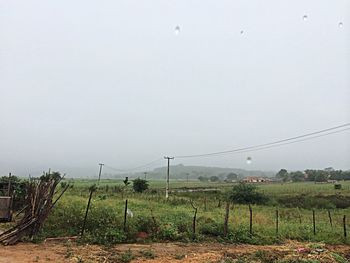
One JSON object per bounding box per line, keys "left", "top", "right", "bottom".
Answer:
{"left": 328, "top": 210, "right": 333, "bottom": 228}
{"left": 81, "top": 187, "right": 95, "bottom": 237}
{"left": 312, "top": 210, "right": 316, "bottom": 235}
{"left": 249, "top": 204, "right": 253, "bottom": 236}
{"left": 124, "top": 199, "right": 128, "bottom": 232}
{"left": 343, "top": 215, "right": 347, "bottom": 238}
{"left": 276, "top": 209, "right": 279, "bottom": 236}
{"left": 190, "top": 200, "right": 197, "bottom": 240}
{"left": 224, "top": 202, "right": 230, "bottom": 237}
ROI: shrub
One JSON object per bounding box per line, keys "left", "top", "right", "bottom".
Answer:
{"left": 133, "top": 178, "right": 149, "bottom": 193}
{"left": 228, "top": 183, "right": 269, "bottom": 204}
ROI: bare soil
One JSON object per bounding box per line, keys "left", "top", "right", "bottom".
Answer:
{"left": 0, "top": 241, "right": 349, "bottom": 263}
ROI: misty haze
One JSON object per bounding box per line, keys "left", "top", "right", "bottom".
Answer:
{"left": 0, "top": 1, "right": 350, "bottom": 261}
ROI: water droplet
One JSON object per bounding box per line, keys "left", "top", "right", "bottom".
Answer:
{"left": 174, "top": 25, "right": 180, "bottom": 35}
{"left": 303, "top": 15, "right": 308, "bottom": 21}
{"left": 246, "top": 157, "right": 252, "bottom": 164}
{"left": 338, "top": 22, "right": 343, "bottom": 28}
{"left": 240, "top": 30, "right": 244, "bottom": 35}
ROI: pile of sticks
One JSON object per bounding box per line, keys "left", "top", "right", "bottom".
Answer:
{"left": 0, "top": 172, "right": 69, "bottom": 245}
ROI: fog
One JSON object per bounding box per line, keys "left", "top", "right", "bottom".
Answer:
{"left": 0, "top": 0, "right": 349, "bottom": 177}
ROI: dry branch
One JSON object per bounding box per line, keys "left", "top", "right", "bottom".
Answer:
{"left": 0, "top": 172, "right": 67, "bottom": 245}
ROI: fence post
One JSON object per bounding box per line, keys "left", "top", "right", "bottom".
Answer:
{"left": 276, "top": 209, "right": 279, "bottom": 236}
{"left": 312, "top": 209, "right": 316, "bottom": 235}
{"left": 343, "top": 215, "right": 347, "bottom": 239}
{"left": 190, "top": 200, "right": 198, "bottom": 240}
{"left": 81, "top": 185, "right": 96, "bottom": 237}
{"left": 224, "top": 202, "right": 230, "bottom": 237}
{"left": 218, "top": 199, "right": 221, "bottom": 208}
{"left": 297, "top": 207, "right": 302, "bottom": 224}
{"left": 204, "top": 197, "right": 207, "bottom": 211}
{"left": 327, "top": 210, "right": 333, "bottom": 228}
{"left": 124, "top": 199, "right": 128, "bottom": 232}
{"left": 249, "top": 204, "right": 253, "bottom": 236}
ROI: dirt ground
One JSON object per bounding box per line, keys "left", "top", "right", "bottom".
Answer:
{"left": 0, "top": 240, "right": 349, "bottom": 263}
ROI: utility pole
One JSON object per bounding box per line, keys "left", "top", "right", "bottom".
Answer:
{"left": 164, "top": 156, "right": 174, "bottom": 199}
{"left": 144, "top": 172, "right": 147, "bottom": 180}
{"left": 97, "top": 163, "right": 104, "bottom": 185}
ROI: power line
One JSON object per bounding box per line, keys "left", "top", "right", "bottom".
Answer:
{"left": 196, "top": 127, "right": 350, "bottom": 158}
{"left": 100, "top": 123, "right": 350, "bottom": 171}
{"left": 174, "top": 123, "right": 350, "bottom": 159}
{"left": 104, "top": 157, "right": 163, "bottom": 173}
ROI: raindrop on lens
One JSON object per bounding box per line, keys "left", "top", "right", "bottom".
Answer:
{"left": 174, "top": 25, "right": 180, "bottom": 35}
{"left": 246, "top": 157, "right": 252, "bottom": 164}
{"left": 338, "top": 22, "right": 343, "bottom": 28}
{"left": 240, "top": 30, "right": 244, "bottom": 35}
{"left": 303, "top": 15, "right": 308, "bottom": 21}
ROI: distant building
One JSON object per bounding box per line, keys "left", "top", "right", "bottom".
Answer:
{"left": 241, "top": 177, "right": 272, "bottom": 183}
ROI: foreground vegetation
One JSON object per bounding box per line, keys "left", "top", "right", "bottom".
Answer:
{"left": 31, "top": 179, "right": 349, "bottom": 246}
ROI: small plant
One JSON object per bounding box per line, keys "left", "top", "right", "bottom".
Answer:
{"left": 174, "top": 254, "right": 186, "bottom": 260}
{"left": 331, "top": 253, "right": 348, "bottom": 263}
{"left": 216, "top": 256, "right": 234, "bottom": 263}
{"left": 140, "top": 249, "right": 156, "bottom": 259}
{"left": 65, "top": 247, "right": 73, "bottom": 259}
{"left": 118, "top": 249, "right": 135, "bottom": 263}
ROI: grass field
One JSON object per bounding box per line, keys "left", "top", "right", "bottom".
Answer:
{"left": 35, "top": 179, "right": 350, "bottom": 246}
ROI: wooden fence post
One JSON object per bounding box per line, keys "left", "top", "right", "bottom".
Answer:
{"left": 343, "top": 215, "right": 347, "bottom": 239}
{"left": 124, "top": 199, "right": 128, "bottom": 232}
{"left": 297, "top": 207, "right": 302, "bottom": 224}
{"left": 218, "top": 199, "right": 221, "bottom": 208}
{"left": 81, "top": 185, "right": 96, "bottom": 237}
{"left": 328, "top": 210, "right": 333, "bottom": 228}
{"left": 312, "top": 210, "right": 316, "bottom": 235}
{"left": 249, "top": 204, "right": 253, "bottom": 236}
{"left": 204, "top": 197, "right": 207, "bottom": 211}
{"left": 224, "top": 202, "right": 230, "bottom": 237}
{"left": 276, "top": 209, "right": 279, "bottom": 236}
{"left": 190, "top": 200, "right": 198, "bottom": 240}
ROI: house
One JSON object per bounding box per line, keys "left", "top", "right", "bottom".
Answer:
{"left": 241, "top": 176, "right": 272, "bottom": 183}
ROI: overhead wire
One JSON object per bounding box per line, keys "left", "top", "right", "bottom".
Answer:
{"left": 104, "top": 157, "right": 163, "bottom": 173}
{"left": 102, "top": 123, "right": 350, "bottom": 171}
{"left": 174, "top": 123, "right": 350, "bottom": 158}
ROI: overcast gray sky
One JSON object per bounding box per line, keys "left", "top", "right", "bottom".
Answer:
{"left": 1, "top": 0, "right": 349, "bottom": 177}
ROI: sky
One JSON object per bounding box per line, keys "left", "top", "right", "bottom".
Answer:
{"left": 0, "top": 0, "right": 349, "bottom": 178}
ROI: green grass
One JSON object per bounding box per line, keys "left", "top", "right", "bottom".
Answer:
{"left": 40, "top": 179, "right": 350, "bottom": 245}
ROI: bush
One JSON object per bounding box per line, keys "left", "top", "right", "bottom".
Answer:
{"left": 133, "top": 178, "right": 149, "bottom": 193}
{"left": 228, "top": 183, "right": 269, "bottom": 204}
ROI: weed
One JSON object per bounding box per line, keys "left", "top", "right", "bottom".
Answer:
{"left": 118, "top": 249, "right": 135, "bottom": 263}
{"left": 331, "top": 253, "right": 348, "bottom": 263}
{"left": 140, "top": 249, "right": 156, "bottom": 259}
{"left": 174, "top": 253, "right": 186, "bottom": 260}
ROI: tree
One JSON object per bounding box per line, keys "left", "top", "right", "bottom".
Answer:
{"left": 228, "top": 183, "right": 268, "bottom": 204}
{"left": 276, "top": 169, "right": 289, "bottom": 182}
{"left": 210, "top": 176, "right": 220, "bottom": 182}
{"left": 132, "top": 178, "right": 149, "bottom": 193}
{"left": 315, "top": 172, "right": 328, "bottom": 182}
{"left": 290, "top": 171, "right": 305, "bottom": 182}
{"left": 304, "top": 169, "right": 317, "bottom": 181}
{"left": 198, "top": 176, "right": 209, "bottom": 182}
{"left": 226, "top": 173, "right": 238, "bottom": 181}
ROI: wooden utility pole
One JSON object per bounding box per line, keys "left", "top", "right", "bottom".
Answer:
{"left": 164, "top": 156, "right": 174, "bottom": 199}
{"left": 144, "top": 172, "right": 147, "bottom": 180}
{"left": 7, "top": 173, "right": 11, "bottom": 196}
{"left": 97, "top": 163, "right": 104, "bottom": 185}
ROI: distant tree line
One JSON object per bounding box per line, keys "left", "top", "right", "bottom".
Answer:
{"left": 198, "top": 172, "right": 239, "bottom": 183}
{"left": 276, "top": 167, "right": 350, "bottom": 182}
